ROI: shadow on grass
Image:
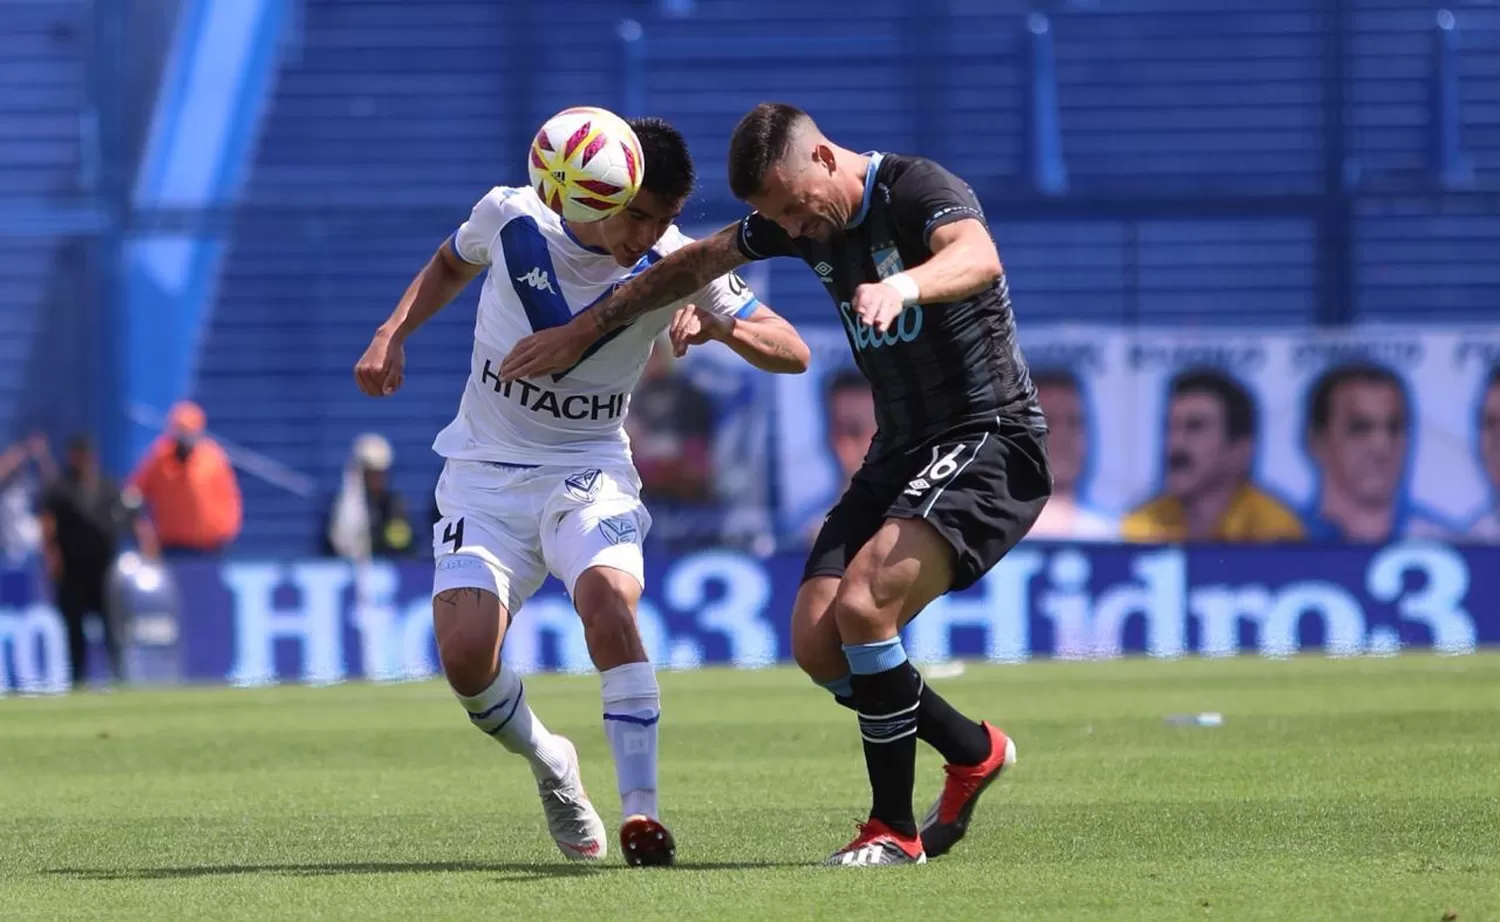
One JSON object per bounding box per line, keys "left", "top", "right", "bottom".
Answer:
{"left": 47, "top": 858, "right": 809, "bottom": 881}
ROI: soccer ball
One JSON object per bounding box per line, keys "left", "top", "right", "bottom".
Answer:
{"left": 528, "top": 107, "right": 643, "bottom": 223}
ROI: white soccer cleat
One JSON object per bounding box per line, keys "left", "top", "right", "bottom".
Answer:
{"left": 536, "top": 736, "right": 608, "bottom": 861}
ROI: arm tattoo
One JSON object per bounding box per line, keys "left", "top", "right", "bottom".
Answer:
{"left": 745, "top": 328, "right": 798, "bottom": 362}
{"left": 591, "top": 224, "right": 750, "bottom": 334}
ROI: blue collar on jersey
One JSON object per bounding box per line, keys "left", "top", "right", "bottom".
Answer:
{"left": 845, "top": 151, "right": 885, "bottom": 230}
{"left": 561, "top": 218, "right": 610, "bottom": 255}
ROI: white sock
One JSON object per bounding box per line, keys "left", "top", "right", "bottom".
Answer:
{"left": 456, "top": 668, "right": 570, "bottom": 781}
{"left": 600, "top": 662, "right": 660, "bottom": 820}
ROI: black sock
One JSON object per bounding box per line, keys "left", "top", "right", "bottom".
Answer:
{"left": 827, "top": 674, "right": 991, "bottom": 765}
{"left": 915, "top": 676, "right": 993, "bottom": 766}
{"left": 849, "top": 662, "right": 922, "bottom": 838}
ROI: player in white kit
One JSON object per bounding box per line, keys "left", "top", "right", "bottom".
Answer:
{"left": 354, "top": 118, "right": 810, "bottom": 865}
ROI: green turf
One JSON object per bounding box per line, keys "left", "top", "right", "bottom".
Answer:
{"left": 2, "top": 654, "right": 1498, "bottom": 921}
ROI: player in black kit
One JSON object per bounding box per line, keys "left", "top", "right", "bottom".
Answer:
{"left": 502, "top": 103, "right": 1051, "bottom": 868}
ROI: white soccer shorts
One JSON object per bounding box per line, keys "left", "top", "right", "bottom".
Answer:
{"left": 430, "top": 458, "right": 652, "bottom": 614}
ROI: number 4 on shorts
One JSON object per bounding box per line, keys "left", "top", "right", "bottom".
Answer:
{"left": 442, "top": 517, "right": 465, "bottom": 553}
{"left": 904, "top": 443, "right": 966, "bottom": 497}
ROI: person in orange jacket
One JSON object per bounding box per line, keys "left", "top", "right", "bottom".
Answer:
{"left": 129, "top": 401, "right": 242, "bottom": 556}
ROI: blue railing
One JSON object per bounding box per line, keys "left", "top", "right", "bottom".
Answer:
{"left": 1430, "top": 9, "right": 1473, "bottom": 189}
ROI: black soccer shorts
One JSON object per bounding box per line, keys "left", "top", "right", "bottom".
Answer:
{"left": 803, "top": 418, "right": 1052, "bottom": 592}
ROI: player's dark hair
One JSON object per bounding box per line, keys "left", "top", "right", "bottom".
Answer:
{"left": 1488, "top": 364, "right": 1500, "bottom": 390}
{"left": 1031, "top": 367, "right": 1081, "bottom": 394}
{"left": 629, "top": 117, "right": 695, "bottom": 205}
{"left": 727, "top": 103, "right": 811, "bottom": 199}
{"left": 826, "top": 368, "right": 868, "bottom": 404}
{"left": 1305, "top": 362, "right": 1405, "bottom": 436}
{"left": 1171, "top": 368, "right": 1256, "bottom": 443}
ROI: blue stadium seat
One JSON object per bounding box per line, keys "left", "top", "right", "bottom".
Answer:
{"left": 174, "top": 0, "right": 1499, "bottom": 554}
{"left": 0, "top": 0, "right": 87, "bottom": 437}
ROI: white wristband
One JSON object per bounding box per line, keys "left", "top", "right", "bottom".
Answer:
{"left": 881, "top": 272, "right": 920, "bottom": 306}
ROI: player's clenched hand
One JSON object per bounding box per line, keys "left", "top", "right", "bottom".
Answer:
{"left": 851, "top": 282, "right": 906, "bottom": 334}
{"left": 668, "top": 303, "right": 729, "bottom": 357}
{"left": 354, "top": 330, "right": 405, "bottom": 397}
{"left": 499, "top": 323, "right": 592, "bottom": 382}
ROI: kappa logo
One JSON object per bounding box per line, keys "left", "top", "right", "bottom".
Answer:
{"left": 598, "top": 514, "right": 639, "bottom": 546}
{"left": 814, "top": 261, "right": 834, "bottom": 281}
{"left": 565, "top": 469, "right": 602, "bottom": 501}
{"left": 516, "top": 266, "right": 556, "bottom": 294}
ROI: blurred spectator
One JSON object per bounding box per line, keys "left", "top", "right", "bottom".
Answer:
{"left": 626, "top": 335, "right": 723, "bottom": 549}
{"left": 1302, "top": 363, "right": 1445, "bottom": 542}
{"left": 1124, "top": 369, "right": 1302, "bottom": 542}
{"left": 129, "top": 401, "right": 242, "bottom": 557}
{"left": 40, "top": 436, "right": 159, "bottom": 689}
{"left": 1466, "top": 365, "right": 1500, "bottom": 540}
{"left": 1028, "top": 369, "right": 1116, "bottom": 540}
{"left": 0, "top": 432, "right": 54, "bottom": 567}
{"left": 796, "top": 369, "right": 875, "bottom": 546}
{"left": 324, "top": 433, "right": 414, "bottom": 560}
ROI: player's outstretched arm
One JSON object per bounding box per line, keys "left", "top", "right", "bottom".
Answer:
{"left": 668, "top": 303, "right": 810, "bottom": 374}
{"left": 355, "top": 239, "right": 484, "bottom": 397}
{"left": 499, "top": 224, "right": 751, "bottom": 382}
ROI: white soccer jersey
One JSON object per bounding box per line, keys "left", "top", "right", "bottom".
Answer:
{"left": 432, "top": 186, "right": 761, "bottom": 466}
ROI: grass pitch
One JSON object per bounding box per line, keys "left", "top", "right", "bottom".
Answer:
{"left": 2, "top": 654, "right": 1497, "bottom": 921}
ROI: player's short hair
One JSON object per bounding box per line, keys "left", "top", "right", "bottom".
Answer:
{"left": 1487, "top": 364, "right": 1500, "bottom": 391}
{"left": 629, "top": 117, "right": 695, "bottom": 205}
{"left": 1305, "top": 362, "right": 1404, "bottom": 436}
{"left": 727, "top": 102, "right": 812, "bottom": 199}
{"left": 825, "top": 368, "right": 868, "bottom": 405}
{"left": 1031, "top": 367, "right": 1081, "bottom": 394}
{"left": 65, "top": 434, "right": 94, "bottom": 457}
{"left": 1170, "top": 368, "right": 1256, "bottom": 442}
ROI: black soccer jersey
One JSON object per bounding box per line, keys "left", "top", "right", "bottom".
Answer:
{"left": 735, "top": 153, "right": 1042, "bottom": 459}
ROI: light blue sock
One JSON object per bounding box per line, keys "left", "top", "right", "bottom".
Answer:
{"left": 818, "top": 674, "right": 854, "bottom": 698}
{"left": 842, "top": 636, "right": 908, "bottom": 675}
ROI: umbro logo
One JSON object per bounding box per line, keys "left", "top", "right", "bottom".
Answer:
{"left": 517, "top": 266, "right": 556, "bottom": 294}
{"left": 565, "top": 469, "right": 602, "bottom": 501}
{"left": 814, "top": 261, "right": 834, "bottom": 281}
{"left": 904, "top": 477, "right": 931, "bottom": 497}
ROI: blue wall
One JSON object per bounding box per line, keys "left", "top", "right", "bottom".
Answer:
{"left": 1, "top": 0, "right": 1498, "bottom": 552}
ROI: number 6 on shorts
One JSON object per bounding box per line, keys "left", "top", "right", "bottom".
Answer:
{"left": 916, "top": 443, "right": 967, "bottom": 484}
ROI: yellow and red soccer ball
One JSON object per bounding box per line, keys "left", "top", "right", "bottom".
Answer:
{"left": 527, "top": 107, "right": 643, "bottom": 223}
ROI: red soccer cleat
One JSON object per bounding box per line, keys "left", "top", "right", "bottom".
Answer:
{"left": 823, "top": 818, "right": 926, "bottom": 867}
{"left": 919, "top": 722, "right": 1016, "bottom": 859}
{"left": 619, "top": 814, "right": 676, "bottom": 867}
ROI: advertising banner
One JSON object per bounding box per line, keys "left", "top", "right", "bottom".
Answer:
{"left": 3, "top": 541, "right": 1495, "bottom": 692}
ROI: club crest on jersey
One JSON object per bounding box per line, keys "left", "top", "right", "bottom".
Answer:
{"left": 516, "top": 266, "right": 556, "bottom": 294}
{"left": 873, "top": 247, "right": 904, "bottom": 280}
{"left": 598, "top": 514, "right": 639, "bottom": 546}
{"left": 565, "top": 469, "right": 602, "bottom": 501}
